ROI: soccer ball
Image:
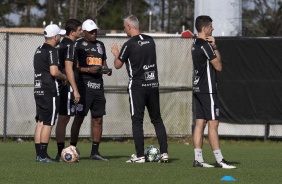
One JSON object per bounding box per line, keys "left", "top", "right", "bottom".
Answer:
{"left": 144, "top": 145, "right": 161, "bottom": 162}
{"left": 61, "top": 145, "right": 80, "bottom": 163}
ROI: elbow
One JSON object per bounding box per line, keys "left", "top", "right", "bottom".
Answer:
{"left": 216, "top": 66, "right": 222, "bottom": 72}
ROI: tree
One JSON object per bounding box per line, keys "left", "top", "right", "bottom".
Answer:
{"left": 97, "top": 0, "right": 149, "bottom": 31}
{"left": 0, "top": 0, "right": 15, "bottom": 27}
{"left": 242, "top": 0, "right": 282, "bottom": 36}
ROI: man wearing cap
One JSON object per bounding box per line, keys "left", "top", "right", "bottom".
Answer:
{"left": 33, "top": 24, "right": 67, "bottom": 162}
{"left": 73, "top": 19, "right": 111, "bottom": 161}
{"left": 55, "top": 19, "right": 84, "bottom": 161}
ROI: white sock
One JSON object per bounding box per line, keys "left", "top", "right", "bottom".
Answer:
{"left": 213, "top": 149, "right": 223, "bottom": 163}
{"left": 194, "top": 149, "right": 204, "bottom": 163}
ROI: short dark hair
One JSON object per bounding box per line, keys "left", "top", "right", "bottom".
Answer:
{"left": 195, "top": 15, "right": 212, "bottom": 33}
{"left": 65, "top": 19, "right": 82, "bottom": 36}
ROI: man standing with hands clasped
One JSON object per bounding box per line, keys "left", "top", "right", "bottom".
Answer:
{"left": 191, "top": 15, "right": 236, "bottom": 169}
{"left": 73, "top": 19, "right": 112, "bottom": 161}
{"left": 110, "top": 15, "right": 168, "bottom": 163}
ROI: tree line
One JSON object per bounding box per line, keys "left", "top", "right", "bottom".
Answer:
{"left": 0, "top": 0, "right": 282, "bottom": 36}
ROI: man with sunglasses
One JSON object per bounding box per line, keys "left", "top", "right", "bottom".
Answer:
{"left": 74, "top": 19, "right": 112, "bottom": 161}
{"left": 191, "top": 15, "right": 236, "bottom": 169}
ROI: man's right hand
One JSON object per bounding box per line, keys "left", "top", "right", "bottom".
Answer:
{"left": 73, "top": 90, "right": 80, "bottom": 104}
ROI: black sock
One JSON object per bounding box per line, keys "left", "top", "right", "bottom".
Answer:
{"left": 35, "top": 143, "right": 41, "bottom": 156}
{"left": 91, "top": 142, "right": 99, "bottom": 155}
{"left": 40, "top": 143, "right": 48, "bottom": 158}
{"left": 70, "top": 142, "right": 77, "bottom": 147}
{"left": 57, "top": 143, "right": 65, "bottom": 156}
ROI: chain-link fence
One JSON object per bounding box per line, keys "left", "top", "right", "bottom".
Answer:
{"left": 0, "top": 33, "right": 193, "bottom": 139}
{"left": 1, "top": 33, "right": 282, "bottom": 139}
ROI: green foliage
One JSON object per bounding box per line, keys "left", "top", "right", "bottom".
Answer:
{"left": 0, "top": 0, "right": 17, "bottom": 27}
{"left": 242, "top": 0, "right": 282, "bottom": 36}
{"left": 0, "top": 140, "right": 282, "bottom": 184}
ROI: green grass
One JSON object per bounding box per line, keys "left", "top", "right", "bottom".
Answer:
{"left": 0, "top": 139, "right": 281, "bottom": 184}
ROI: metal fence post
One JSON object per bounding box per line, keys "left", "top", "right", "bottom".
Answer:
{"left": 264, "top": 123, "right": 270, "bottom": 141}
{"left": 3, "top": 33, "right": 9, "bottom": 142}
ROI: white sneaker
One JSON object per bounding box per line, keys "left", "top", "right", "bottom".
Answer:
{"left": 158, "top": 153, "right": 169, "bottom": 163}
{"left": 126, "top": 154, "right": 145, "bottom": 163}
{"left": 215, "top": 159, "right": 236, "bottom": 169}
{"left": 193, "top": 160, "right": 214, "bottom": 168}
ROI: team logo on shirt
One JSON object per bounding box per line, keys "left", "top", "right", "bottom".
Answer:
{"left": 216, "top": 108, "right": 220, "bottom": 117}
{"left": 76, "top": 104, "right": 83, "bottom": 112}
{"left": 71, "top": 104, "right": 84, "bottom": 113}
{"left": 144, "top": 71, "right": 155, "bottom": 80}
{"left": 138, "top": 40, "right": 150, "bottom": 46}
{"left": 97, "top": 43, "right": 103, "bottom": 54}
{"left": 82, "top": 41, "right": 88, "bottom": 46}
{"left": 87, "top": 81, "right": 101, "bottom": 89}
{"left": 143, "top": 64, "right": 155, "bottom": 70}
{"left": 35, "top": 80, "right": 42, "bottom": 88}
{"left": 193, "top": 76, "right": 200, "bottom": 85}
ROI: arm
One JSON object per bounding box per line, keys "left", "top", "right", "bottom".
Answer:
{"left": 206, "top": 36, "right": 222, "bottom": 71}
{"left": 65, "top": 60, "right": 80, "bottom": 103}
{"left": 102, "top": 60, "right": 112, "bottom": 76}
{"left": 50, "top": 65, "right": 67, "bottom": 81}
{"left": 110, "top": 43, "right": 124, "bottom": 69}
{"left": 78, "top": 65, "right": 101, "bottom": 74}
{"left": 210, "top": 50, "right": 222, "bottom": 71}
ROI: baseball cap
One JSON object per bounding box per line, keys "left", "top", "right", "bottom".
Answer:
{"left": 82, "top": 19, "right": 99, "bottom": 31}
{"left": 44, "top": 24, "right": 66, "bottom": 37}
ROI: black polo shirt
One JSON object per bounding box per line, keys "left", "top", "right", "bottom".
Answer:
{"left": 33, "top": 43, "right": 61, "bottom": 97}
{"left": 76, "top": 38, "right": 107, "bottom": 88}
{"left": 118, "top": 34, "right": 159, "bottom": 89}
{"left": 191, "top": 38, "right": 217, "bottom": 94}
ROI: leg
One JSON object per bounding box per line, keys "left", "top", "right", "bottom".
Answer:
{"left": 70, "top": 115, "right": 85, "bottom": 145}
{"left": 192, "top": 119, "right": 215, "bottom": 167}
{"left": 55, "top": 115, "right": 70, "bottom": 143}
{"left": 34, "top": 120, "right": 43, "bottom": 159}
{"left": 92, "top": 116, "right": 103, "bottom": 143}
{"left": 193, "top": 119, "right": 206, "bottom": 149}
{"left": 207, "top": 120, "right": 220, "bottom": 151}
{"left": 130, "top": 89, "right": 146, "bottom": 157}
{"left": 89, "top": 116, "right": 108, "bottom": 161}
{"left": 34, "top": 121, "right": 43, "bottom": 144}
{"left": 40, "top": 124, "right": 53, "bottom": 159}
{"left": 55, "top": 115, "right": 70, "bottom": 157}
{"left": 146, "top": 88, "right": 168, "bottom": 154}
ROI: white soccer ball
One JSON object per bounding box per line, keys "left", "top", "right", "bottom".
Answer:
{"left": 144, "top": 145, "right": 161, "bottom": 162}
{"left": 61, "top": 145, "right": 80, "bottom": 163}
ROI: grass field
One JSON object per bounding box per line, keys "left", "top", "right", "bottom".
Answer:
{"left": 0, "top": 138, "right": 281, "bottom": 184}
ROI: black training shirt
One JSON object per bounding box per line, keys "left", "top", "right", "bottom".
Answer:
{"left": 118, "top": 34, "right": 159, "bottom": 89}
{"left": 76, "top": 38, "right": 107, "bottom": 89}
{"left": 34, "top": 43, "right": 61, "bottom": 97}
{"left": 57, "top": 37, "right": 79, "bottom": 83}
{"left": 191, "top": 38, "right": 217, "bottom": 94}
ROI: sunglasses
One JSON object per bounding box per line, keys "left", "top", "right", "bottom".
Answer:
{"left": 87, "top": 29, "right": 97, "bottom": 34}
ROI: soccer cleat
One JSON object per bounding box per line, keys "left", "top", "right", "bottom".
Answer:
{"left": 158, "top": 153, "right": 169, "bottom": 163}
{"left": 38, "top": 156, "right": 55, "bottom": 163}
{"left": 126, "top": 154, "right": 145, "bottom": 163}
{"left": 36, "top": 156, "right": 40, "bottom": 162}
{"left": 90, "top": 153, "right": 109, "bottom": 161}
{"left": 54, "top": 154, "right": 63, "bottom": 162}
{"left": 36, "top": 155, "right": 54, "bottom": 162}
{"left": 215, "top": 159, "right": 236, "bottom": 169}
{"left": 193, "top": 160, "right": 214, "bottom": 168}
